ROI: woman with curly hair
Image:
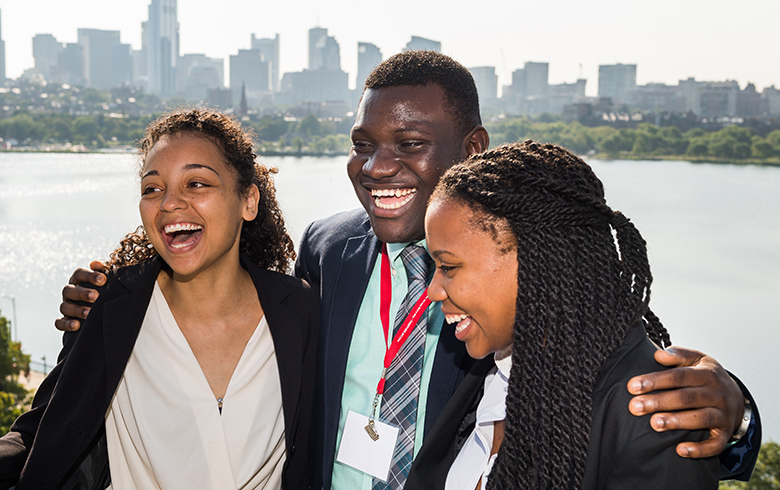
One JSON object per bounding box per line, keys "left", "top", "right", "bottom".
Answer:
{"left": 0, "top": 109, "right": 318, "bottom": 489}
{"left": 411, "top": 140, "right": 720, "bottom": 489}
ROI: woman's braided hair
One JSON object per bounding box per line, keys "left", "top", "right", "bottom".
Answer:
{"left": 431, "top": 140, "right": 669, "bottom": 488}
{"left": 107, "top": 108, "right": 295, "bottom": 273}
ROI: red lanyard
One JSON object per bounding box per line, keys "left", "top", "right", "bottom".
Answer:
{"left": 375, "top": 243, "right": 432, "bottom": 396}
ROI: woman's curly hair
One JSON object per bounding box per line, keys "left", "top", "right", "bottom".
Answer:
{"left": 431, "top": 140, "right": 670, "bottom": 489}
{"left": 107, "top": 108, "right": 295, "bottom": 273}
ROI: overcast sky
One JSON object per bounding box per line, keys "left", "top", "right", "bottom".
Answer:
{"left": 1, "top": 0, "right": 777, "bottom": 96}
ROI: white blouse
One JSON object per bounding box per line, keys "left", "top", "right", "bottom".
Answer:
{"left": 444, "top": 351, "right": 511, "bottom": 490}
{"left": 104, "top": 283, "right": 285, "bottom": 489}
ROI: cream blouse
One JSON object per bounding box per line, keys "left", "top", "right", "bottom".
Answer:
{"left": 104, "top": 283, "right": 285, "bottom": 489}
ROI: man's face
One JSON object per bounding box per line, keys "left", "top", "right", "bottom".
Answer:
{"left": 348, "top": 84, "right": 466, "bottom": 244}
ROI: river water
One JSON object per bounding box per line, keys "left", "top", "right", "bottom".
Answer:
{"left": 0, "top": 152, "right": 778, "bottom": 443}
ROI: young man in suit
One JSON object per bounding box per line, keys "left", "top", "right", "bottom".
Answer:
{"left": 59, "top": 51, "right": 759, "bottom": 489}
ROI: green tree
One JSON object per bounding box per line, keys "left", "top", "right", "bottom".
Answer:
{"left": 0, "top": 309, "right": 30, "bottom": 434}
{"left": 720, "top": 441, "right": 780, "bottom": 489}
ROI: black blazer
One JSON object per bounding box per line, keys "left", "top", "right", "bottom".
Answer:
{"left": 0, "top": 255, "right": 319, "bottom": 490}
{"left": 407, "top": 324, "right": 723, "bottom": 490}
{"left": 295, "top": 209, "right": 491, "bottom": 489}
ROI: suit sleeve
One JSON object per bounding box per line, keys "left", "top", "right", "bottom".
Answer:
{"left": 0, "top": 330, "right": 79, "bottom": 488}
{"left": 718, "top": 374, "right": 761, "bottom": 481}
{"left": 295, "top": 221, "right": 320, "bottom": 289}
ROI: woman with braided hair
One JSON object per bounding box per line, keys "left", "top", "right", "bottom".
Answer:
{"left": 414, "top": 140, "right": 720, "bottom": 489}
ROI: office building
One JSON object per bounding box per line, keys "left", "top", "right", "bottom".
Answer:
{"left": 178, "top": 54, "right": 223, "bottom": 100}
{"left": 0, "top": 10, "right": 5, "bottom": 82}
{"left": 404, "top": 36, "right": 441, "bottom": 52}
{"left": 33, "top": 34, "right": 63, "bottom": 81}
{"left": 77, "top": 29, "right": 132, "bottom": 90}
{"left": 144, "top": 0, "right": 179, "bottom": 95}
{"left": 230, "top": 49, "right": 270, "bottom": 103}
{"left": 309, "top": 27, "right": 340, "bottom": 71}
{"left": 469, "top": 66, "right": 498, "bottom": 104}
{"left": 356, "top": 42, "right": 382, "bottom": 90}
{"left": 598, "top": 63, "right": 637, "bottom": 102}
{"left": 251, "top": 34, "right": 280, "bottom": 92}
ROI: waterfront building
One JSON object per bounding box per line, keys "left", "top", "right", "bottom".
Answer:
{"left": 144, "top": 0, "right": 179, "bottom": 96}
{"left": 469, "top": 66, "right": 498, "bottom": 105}
{"left": 598, "top": 63, "right": 637, "bottom": 103}
{"left": 33, "top": 34, "right": 63, "bottom": 81}
{"left": 404, "top": 36, "right": 441, "bottom": 52}
{"left": 251, "top": 34, "right": 280, "bottom": 92}
{"left": 178, "top": 54, "right": 224, "bottom": 101}
{"left": 77, "top": 29, "right": 132, "bottom": 90}
{"left": 230, "top": 49, "right": 270, "bottom": 105}
{"left": 309, "top": 27, "right": 341, "bottom": 71}
{"left": 356, "top": 42, "right": 382, "bottom": 90}
{"left": 0, "top": 10, "right": 5, "bottom": 82}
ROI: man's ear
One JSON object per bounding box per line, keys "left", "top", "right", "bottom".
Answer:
{"left": 463, "top": 125, "right": 489, "bottom": 156}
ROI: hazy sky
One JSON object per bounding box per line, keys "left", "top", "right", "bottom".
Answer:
{"left": 0, "top": 0, "right": 777, "bottom": 96}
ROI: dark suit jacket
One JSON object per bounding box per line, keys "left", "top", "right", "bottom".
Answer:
{"left": 407, "top": 324, "right": 723, "bottom": 489}
{"left": 295, "top": 209, "right": 492, "bottom": 490}
{"left": 0, "top": 255, "right": 319, "bottom": 490}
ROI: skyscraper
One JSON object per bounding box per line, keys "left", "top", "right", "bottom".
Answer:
{"left": 356, "top": 42, "right": 382, "bottom": 90}
{"left": 251, "top": 34, "right": 280, "bottom": 92}
{"left": 144, "top": 0, "right": 179, "bottom": 95}
{"left": 469, "top": 66, "right": 498, "bottom": 103}
{"left": 308, "top": 27, "right": 340, "bottom": 71}
{"left": 33, "top": 34, "right": 63, "bottom": 81}
{"left": 0, "top": 10, "right": 6, "bottom": 82}
{"left": 598, "top": 63, "right": 637, "bottom": 102}
{"left": 77, "top": 29, "right": 132, "bottom": 90}
{"left": 229, "top": 49, "right": 269, "bottom": 103}
{"left": 404, "top": 36, "right": 441, "bottom": 52}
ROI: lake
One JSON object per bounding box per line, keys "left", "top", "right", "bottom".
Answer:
{"left": 0, "top": 151, "right": 778, "bottom": 443}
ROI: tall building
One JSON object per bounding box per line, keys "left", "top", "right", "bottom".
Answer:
{"left": 251, "top": 34, "right": 280, "bottom": 92}
{"left": 144, "top": 0, "right": 179, "bottom": 95}
{"left": 57, "top": 43, "right": 85, "bottom": 86}
{"left": 356, "top": 42, "right": 382, "bottom": 90}
{"left": 230, "top": 49, "right": 270, "bottom": 103}
{"left": 0, "top": 10, "right": 5, "bottom": 82}
{"left": 523, "top": 62, "right": 549, "bottom": 97}
{"left": 33, "top": 34, "right": 64, "bottom": 81}
{"left": 178, "top": 54, "right": 223, "bottom": 100}
{"left": 404, "top": 36, "right": 441, "bottom": 52}
{"left": 77, "top": 29, "right": 132, "bottom": 90}
{"left": 308, "top": 27, "right": 340, "bottom": 71}
{"left": 469, "top": 66, "right": 498, "bottom": 103}
{"left": 598, "top": 63, "right": 637, "bottom": 102}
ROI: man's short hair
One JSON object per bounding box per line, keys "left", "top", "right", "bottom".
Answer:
{"left": 364, "top": 50, "right": 482, "bottom": 138}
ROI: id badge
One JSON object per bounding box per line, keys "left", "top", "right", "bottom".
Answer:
{"left": 336, "top": 410, "right": 400, "bottom": 482}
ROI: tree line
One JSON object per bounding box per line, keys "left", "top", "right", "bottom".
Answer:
{"left": 1, "top": 110, "right": 780, "bottom": 164}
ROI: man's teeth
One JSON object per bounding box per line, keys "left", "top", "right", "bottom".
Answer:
{"left": 164, "top": 223, "right": 203, "bottom": 234}
{"left": 371, "top": 188, "right": 417, "bottom": 210}
{"left": 445, "top": 314, "right": 468, "bottom": 324}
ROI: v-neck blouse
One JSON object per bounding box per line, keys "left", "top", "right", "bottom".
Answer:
{"left": 104, "top": 283, "right": 285, "bottom": 489}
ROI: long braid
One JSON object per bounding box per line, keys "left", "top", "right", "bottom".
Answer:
{"left": 432, "top": 140, "right": 670, "bottom": 488}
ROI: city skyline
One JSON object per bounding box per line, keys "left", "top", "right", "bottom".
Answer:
{"left": 0, "top": 0, "right": 778, "bottom": 96}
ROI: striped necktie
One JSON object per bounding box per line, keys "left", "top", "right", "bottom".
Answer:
{"left": 373, "top": 244, "right": 433, "bottom": 490}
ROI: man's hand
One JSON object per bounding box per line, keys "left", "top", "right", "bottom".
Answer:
{"left": 627, "top": 346, "right": 744, "bottom": 459}
{"left": 54, "top": 260, "right": 108, "bottom": 332}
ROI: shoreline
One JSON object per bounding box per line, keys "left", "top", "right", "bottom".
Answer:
{"left": 4, "top": 148, "right": 780, "bottom": 167}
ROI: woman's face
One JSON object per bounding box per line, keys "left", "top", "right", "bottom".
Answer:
{"left": 139, "top": 132, "right": 258, "bottom": 280}
{"left": 425, "top": 198, "right": 518, "bottom": 359}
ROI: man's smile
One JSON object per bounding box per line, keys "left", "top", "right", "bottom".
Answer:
{"left": 370, "top": 187, "right": 417, "bottom": 210}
